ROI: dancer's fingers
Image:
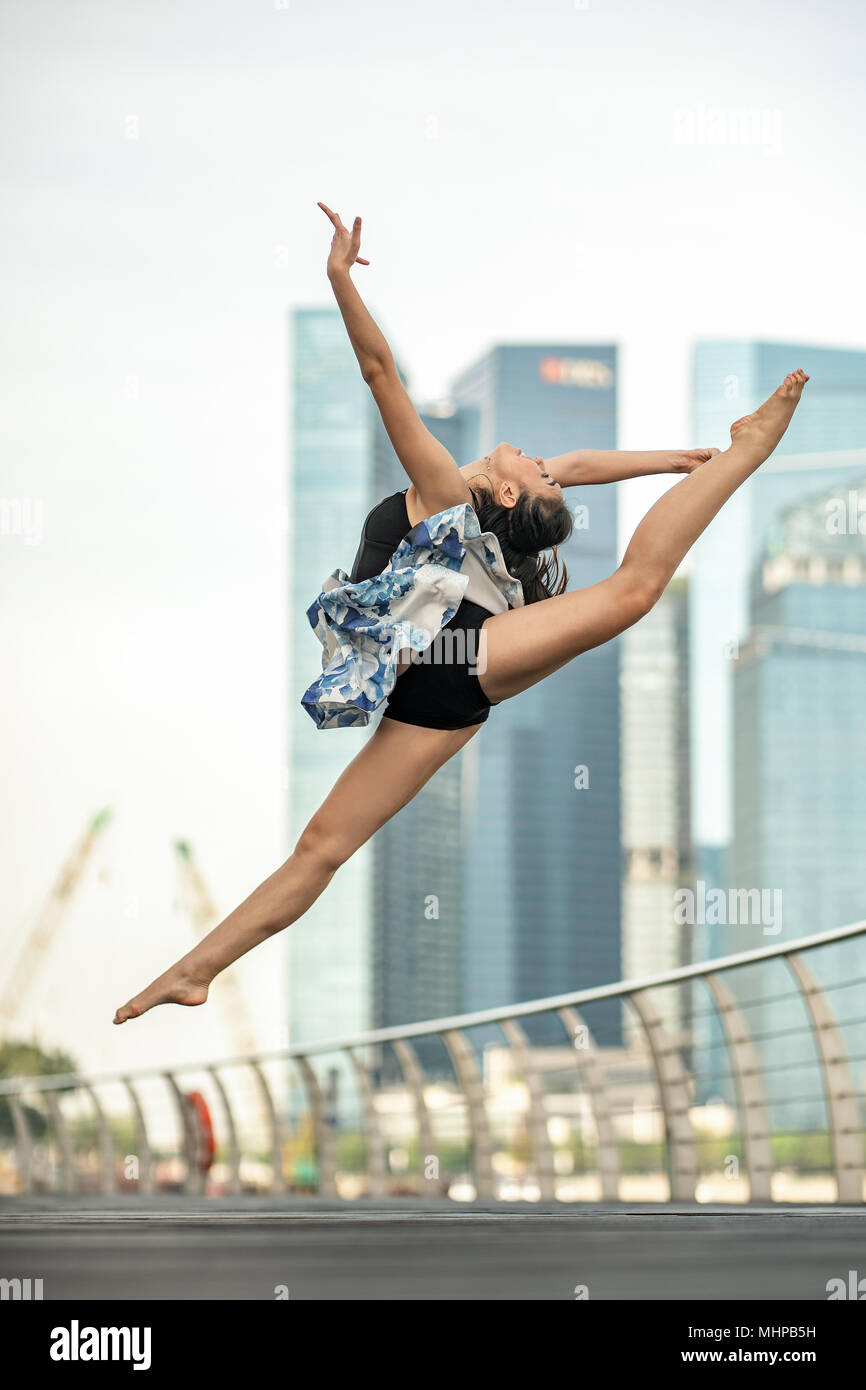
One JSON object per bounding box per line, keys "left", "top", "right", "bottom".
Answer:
{"left": 319, "top": 202, "right": 369, "bottom": 262}
{"left": 317, "top": 201, "right": 345, "bottom": 230}
{"left": 350, "top": 215, "right": 370, "bottom": 265}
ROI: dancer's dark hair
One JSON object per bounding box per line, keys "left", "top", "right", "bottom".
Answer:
{"left": 468, "top": 481, "right": 572, "bottom": 604}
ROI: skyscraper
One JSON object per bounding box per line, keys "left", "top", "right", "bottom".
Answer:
{"left": 729, "top": 477, "right": 866, "bottom": 1125}
{"left": 288, "top": 308, "right": 382, "bottom": 1044}
{"left": 690, "top": 342, "right": 866, "bottom": 857}
{"left": 451, "top": 346, "right": 621, "bottom": 1040}
{"left": 732, "top": 477, "right": 866, "bottom": 940}
{"left": 620, "top": 577, "right": 693, "bottom": 1042}
{"left": 367, "top": 346, "right": 622, "bottom": 1046}
{"left": 688, "top": 343, "right": 866, "bottom": 1114}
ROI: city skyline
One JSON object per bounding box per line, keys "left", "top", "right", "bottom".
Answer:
{"left": 3, "top": 0, "right": 866, "bottom": 1072}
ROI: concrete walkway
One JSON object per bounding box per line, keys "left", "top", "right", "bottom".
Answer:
{"left": 1, "top": 1197, "right": 863, "bottom": 1299}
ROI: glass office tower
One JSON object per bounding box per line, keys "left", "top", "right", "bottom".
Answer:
{"left": 451, "top": 345, "right": 621, "bottom": 1045}
{"left": 733, "top": 486, "right": 866, "bottom": 942}
{"left": 729, "top": 479, "right": 866, "bottom": 1126}
{"left": 690, "top": 341, "right": 866, "bottom": 857}
{"left": 373, "top": 349, "right": 621, "bottom": 1044}
{"left": 288, "top": 308, "right": 381, "bottom": 1044}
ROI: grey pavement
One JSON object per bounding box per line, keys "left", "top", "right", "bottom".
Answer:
{"left": 1, "top": 1196, "right": 864, "bottom": 1300}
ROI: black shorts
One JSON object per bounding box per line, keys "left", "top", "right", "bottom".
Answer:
{"left": 383, "top": 598, "right": 497, "bottom": 731}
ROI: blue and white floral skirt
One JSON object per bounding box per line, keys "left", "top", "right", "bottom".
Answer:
{"left": 300, "top": 503, "right": 523, "bottom": 730}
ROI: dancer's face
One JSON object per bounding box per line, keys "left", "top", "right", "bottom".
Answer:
{"left": 488, "top": 442, "right": 563, "bottom": 504}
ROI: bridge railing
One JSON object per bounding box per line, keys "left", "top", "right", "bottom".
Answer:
{"left": 1, "top": 920, "right": 864, "bottom": 1202}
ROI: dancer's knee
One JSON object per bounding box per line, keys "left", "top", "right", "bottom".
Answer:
{"left": 294, "top": 819, "right": 351, "bottom": 877}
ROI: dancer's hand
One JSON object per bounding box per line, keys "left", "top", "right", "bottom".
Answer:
{"left": 670, "top": 448, "right": 720, "bottom": 474}
{"left": 318, "top": 202, "right": 370, "bottom": 277}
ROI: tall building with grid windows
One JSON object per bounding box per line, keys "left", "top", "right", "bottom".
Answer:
{"left": 620, "top": 577, "right": 693, "bottom": 1045}
{"left": 688, "top": 343, "right": 866, "bottom": 1112}
{"left": 728, "top": 479, "right": 866, "bottom": 1126}
{"left": 451, "top": 346, "right": 621, "bottom": 1042}
{"left": 689, "top": 341, "right": 866, "bottom": 859}
{"left": 371, "top": 347, "right": 622, "bottom": 1050}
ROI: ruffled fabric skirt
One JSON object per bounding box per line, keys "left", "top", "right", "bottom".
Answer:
{"left": 301, "top": 503, "right": 523, "bottom": 730}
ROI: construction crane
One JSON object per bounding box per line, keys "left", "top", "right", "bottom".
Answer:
{"left": 172, "top": 839, "right": 260, "bottom": 1057}
{"left": 0, "top": 808, "right": 112, "bottom": 1033}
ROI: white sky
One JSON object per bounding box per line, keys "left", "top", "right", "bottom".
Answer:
{"left": 1, "top": 0, "right": 864, "bottom": 1076}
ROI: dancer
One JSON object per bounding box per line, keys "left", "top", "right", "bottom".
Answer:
{"left": 114, "top": 204, "right": 808, "bottom": 1024}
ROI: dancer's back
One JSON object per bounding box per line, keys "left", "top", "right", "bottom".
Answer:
{"left": 349, "top": 489, "right": 410, "bottom": 582}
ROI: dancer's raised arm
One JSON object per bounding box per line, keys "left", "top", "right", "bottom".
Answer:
{"left": 319, "top": 202, "right": 470, "bottom": 515}
{"left": 545, "top": 446, "right": 720, "bottom": 487}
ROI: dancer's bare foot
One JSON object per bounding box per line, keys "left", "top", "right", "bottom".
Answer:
{"left": 113, "top": 968, "right": 210, "bottom": 1024}
{"left": 729, "top": 369, "right": 809, "bottom": 456}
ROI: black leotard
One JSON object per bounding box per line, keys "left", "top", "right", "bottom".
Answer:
{"left": 349, "top": 489, "right": 416, "bottom": 583}
{"left": 350, "top": 489, "right": 497, "bottom": 730}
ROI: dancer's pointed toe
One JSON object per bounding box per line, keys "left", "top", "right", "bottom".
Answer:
{"left": 111, "top": 972, "right": 209, "bottom": 1026}
{"left": 729, "top": 370, "right": 809, "bottom": 455}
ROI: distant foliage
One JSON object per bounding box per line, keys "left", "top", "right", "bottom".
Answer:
{"left": 0, "top": 1039, "right": 79, "bottom": 1139}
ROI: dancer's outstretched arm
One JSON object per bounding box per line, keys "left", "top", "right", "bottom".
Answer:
{"left": 318, "top": 201, "right": 471, "bottom": 516}
{"left": 545, "top": 446, "right": 720, "bottom": 487}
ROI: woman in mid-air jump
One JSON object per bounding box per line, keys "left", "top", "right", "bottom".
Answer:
{"left": 114, "top": 204, "right": 809, "bottom": 1025}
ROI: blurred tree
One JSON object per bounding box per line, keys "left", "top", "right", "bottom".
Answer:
{"left": 0, "top": 1039, "right": 79, "bottom": 1140}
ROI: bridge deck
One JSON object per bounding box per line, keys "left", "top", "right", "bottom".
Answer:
{"left": 1, "top": 1198, "right": 862, "bottom": 1300}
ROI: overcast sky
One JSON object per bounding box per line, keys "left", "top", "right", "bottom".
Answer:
{"left": 2, "top": 0, "right": 865, "bottom": 1076}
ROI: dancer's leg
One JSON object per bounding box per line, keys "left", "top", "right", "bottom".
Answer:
{"left": 113, "top": 716, "right": 480, "bottom": 1023}
{"left": 478, "top": 370, "right": 808, "bottom": 702}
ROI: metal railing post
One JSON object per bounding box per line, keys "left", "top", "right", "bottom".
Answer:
{"left": 44, "top": 1091, "right": 77, "bottom": 1195}
{"left": 784, "top": 952, "right": 864, "bottom": 1203}
{"left": 84, "top": 1085, "right": 115, "bottom": 1196}
{"left": 704, "top": 973, "right": 773, "bottom": 1201}
{"left": 557, "top": 1006, "right": 621, "bottom": 1200}
{"left": 391, "top": 1037, "right": 437, "bottom": 1193}
{"left": 248, "top": 1059, "right": 287, "bottom": 1195}
{"left": 626, "top": 990, "right": 698, "bottom": 1201}
{"left": 122, "top": 1078, "right": 154, "bottom": 1194}
{"left": 442, "top": 1029, "right": 494, "bottom": 1200}
{"left": 163, "top": 1072, "right": 204, "bottom": 1195}
{"left": 207, "top": 1065, "right": 242, "bottom": 1196}
{"left": 8, "top": 1094, "right": 35, "bottom": 1195}
{"left": 344, "top": 1047, "right": 388, "bottom": 1197}
{"left": 295, "top": 1055, "right": 337, "bottom": 1197}
{"left": 500, "top": 1018, "right": 556, "bottom": 1200}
